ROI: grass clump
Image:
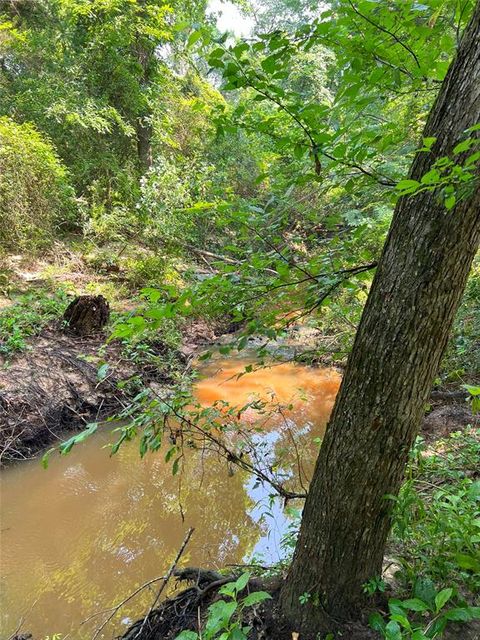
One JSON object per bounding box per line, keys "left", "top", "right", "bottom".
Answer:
{"left": 0, "top": 288, "right": 70, "bottom": 356}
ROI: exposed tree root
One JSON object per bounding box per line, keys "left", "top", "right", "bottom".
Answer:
{"left": 119, "top": 568, "right": 285, "bottom": 640}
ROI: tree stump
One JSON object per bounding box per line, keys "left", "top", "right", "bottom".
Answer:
{"left": 63, "top": 295, "right": 110, "bottom": 336}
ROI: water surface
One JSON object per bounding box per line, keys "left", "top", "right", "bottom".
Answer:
{"left": 0, "top": 355, "right": 340, "bottom": 638}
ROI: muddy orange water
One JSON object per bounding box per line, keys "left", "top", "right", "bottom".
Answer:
{"left": 0, "top": 355, "right": 340, "bottom": 638}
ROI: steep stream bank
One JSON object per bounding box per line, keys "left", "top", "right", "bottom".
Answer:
{"left": 0, "top": 316, "right": 226, "bottom": 466}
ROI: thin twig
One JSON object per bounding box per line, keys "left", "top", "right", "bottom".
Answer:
{"left": 132, "top": 527, "right": 195, "bottom": 640}
{"left": 80, "top": 574, "right": 167, "bottom": 628}
{"left": 347, "top": 0, "right": 422, "bottom": 69}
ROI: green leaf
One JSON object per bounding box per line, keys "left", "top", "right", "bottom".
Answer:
{"left": 206, "top": 600, "right": 237, "bottom": 634}
{"left": 97, "top": 362, "right": 109, "bottom": 381}
{"left": 443, "top": 607, "right": 473, "bottom": 622}
{"left": 59, "top": 422, "right": 98, "bottom": 455}
{"left": 413, "top": 578, "right": 436, "bottom": 609}
{"left": 261, "top": 55, "right": 277, "bottom": 74}
{"left": 233, "top": 572, "right": 250, "bottom": 593}
{"left": 396, "top": 179, "right": 420, "bottom": 193}
{"left": 390, "top": 614, "right": 411, "bottom": 630}
{"left": 463, "top": 384, "right": 480, "bottom": 396}
{"left": 368, "top": 611, "right": 386, "bottom": 633}
{"left": 445, "top": 194, "right": 456, "bottom": 210}
{"left": 455, "top": 553, "right": 480, "bottom": 573}
{"left": 453, "top": 138, "right": 474, "bottom": 155}
{"left": 420, "top": 168, "right": 440, "bottom": 185}
{"left": 228, "top": 627, "right": 248, "bottom": 640}
{"left": 427, "top": 616, "right": 448, "bottom": 637}
{"left": 165, "top": 446, "right": 177, "bottom": 463}
{"left": 435, "top": 588, "right": 453, "bottom": 613}
{"left": 293, "top": 143, "right": 305, "bottom": 160}
{"left": 402, "top": 598, "right": 429, "bottom": 612}
{"left": 385, "top": 620, "right": 402, "bottom": 640}
{"left": 41, "top": 447, "right": 55, "bottom": 469}
{"left": 388, "top": 599, "right": 406, "bottom": 617}
{"left": 421, "top": 137, "right": 437, "bottom": 150}
{"left": 141, "top": 288, "right": 163, "bottom": 303}
{"left": 187, "top": 30, "right": 202, "bottom": 48}
{"left": 175, "top": 631, "right": 198, "bottom": 640}
{"left": 172, "top": 458, "right": 181, "bottom": 475}
{"left": 242, "top": 591, "right": 272, "bottom": 607}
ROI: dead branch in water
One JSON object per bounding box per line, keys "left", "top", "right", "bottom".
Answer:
{"left": 130, "top": 528, "right": 195, "bottom": 640}
{"left": 79, "top": 574, "right": 168, "bottom": 630}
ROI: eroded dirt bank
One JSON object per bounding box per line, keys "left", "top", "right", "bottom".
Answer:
{"left": 0, "top": 316, "right": 224, "bottom": 465}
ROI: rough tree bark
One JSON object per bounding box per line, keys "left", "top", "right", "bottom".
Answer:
{"left": 280, "top": 4, "right": 480, "bottom": 635}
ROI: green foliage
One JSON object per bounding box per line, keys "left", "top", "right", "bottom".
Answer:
{"left": 388, "top": 430, "right": 480, "bottom": 593}
{"left": 176, "top": 573, "right": 271, "bottom": 640}
{"left": 0, "top": 117, "right": 76, "bottom": 251}
{"left": 118, "top": 315, "right": 185, "bottom": 383}
{"left": 442, "top": 266, "right": 480, "bottom": 381}
{"left": 0, "top": 0, "right": 207, "bottom": 228}
{"left": 396, "top": 128, "right": 480, "bottom": 210}
{"left": 463, "top": 385, "right": 480, "bottom": 415}
{"left": 363, "top": 577, "right": 386, "bottom": 596}
{"left": 369, "top": 587, "right": 479, "bottom": 639}
{"left": 0, "top": 288, "right": 69, "bottom": 356}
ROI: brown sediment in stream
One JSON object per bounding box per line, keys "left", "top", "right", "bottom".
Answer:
{"left": 0, "top": 346, "right": 342, "bottom": 639}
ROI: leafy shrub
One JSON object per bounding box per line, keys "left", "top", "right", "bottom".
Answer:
{"left": 138, "top": 155, "right": 220, "bottom": 248}
{"left": 0, "top": 117, "right": 76, "bottom": 251}
{"left": 123, "top": 254, "right": 184, "bottom": 292}
{"left": 176, "top": 572, "right": 271, "bottom": 640}
{"left": 369, "top": 586, "right": 479, "bottom": 639}
{"left": 389, "top": 430, "right": 480, "bottom": 593}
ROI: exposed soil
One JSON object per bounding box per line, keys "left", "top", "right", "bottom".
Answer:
{"left": 423, "top": 395, "right": 479, "bottom": 440}
{"left": 0, "top": 315, "right": 226, "bottom": 466}
{"left": 0, "top": 325, "right": 131, "bottom": 465}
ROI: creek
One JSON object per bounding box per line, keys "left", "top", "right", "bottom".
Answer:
{"left": 0, "top": 352, "right": 340, "bottom": 638}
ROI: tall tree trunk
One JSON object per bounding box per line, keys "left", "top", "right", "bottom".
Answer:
{"left": 135, "top": 0, "right": 153, "bottom": 172}
{"left": 137, "top": 116, "right": 153, "bottom": 171}
{"left": 280, "top": 4, "right": 480, "bottom": 635}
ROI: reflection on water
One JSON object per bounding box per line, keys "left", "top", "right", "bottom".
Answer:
{"left": 0, "top": 354, "right": 340, "bottom": 638}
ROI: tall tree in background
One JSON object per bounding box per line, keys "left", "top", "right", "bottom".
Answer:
{"left": 279, "top": 2, "right": 480, "bottom": 634}
{"left": 0, "top": 0, "right": 206, "bottom": 189}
